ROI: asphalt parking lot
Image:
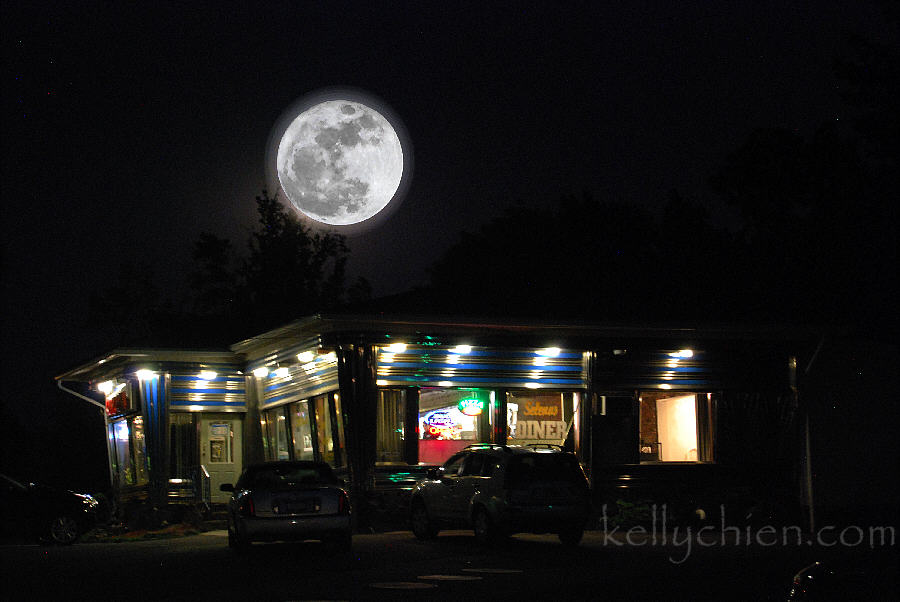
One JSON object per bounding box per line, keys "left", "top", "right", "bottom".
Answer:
{"left": 2, "top": 526, "right": 897, "bottom": 601}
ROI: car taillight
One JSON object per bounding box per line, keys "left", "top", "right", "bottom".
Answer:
{"left": 239, "top": 495, "right": 255, "bottom": 517}
{"left": 337, "top": 490, "right": 350, "bottom": 515}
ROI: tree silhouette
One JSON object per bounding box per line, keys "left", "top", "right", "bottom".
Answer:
{"left": 90, "top": 190, "right": 369, "bottom": 348}
{"left": 236, "top": 190, "right": 353, "bottom": 335}
{"left": 424, "top": 118, "right": 894, "bottom": 330}
{"left": 426, "top": 193, "right": 688, "bottom": 320}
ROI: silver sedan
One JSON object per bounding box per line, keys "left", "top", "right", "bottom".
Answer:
{"left": 220, "top": 461, "right": 352, "bottom": 552}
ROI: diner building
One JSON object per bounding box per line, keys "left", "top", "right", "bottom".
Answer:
{"left": 55, "top": 314, "right": 814, "bottom": 526}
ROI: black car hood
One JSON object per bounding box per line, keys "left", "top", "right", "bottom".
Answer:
{"left": 27, "top": 483, "right": 86, "bottom": 505}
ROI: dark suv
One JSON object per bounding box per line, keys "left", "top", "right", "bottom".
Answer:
{"left": 409, "top": 444, "right": 591, "bottom": 546}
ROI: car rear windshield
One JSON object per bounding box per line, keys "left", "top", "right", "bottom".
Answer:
{"left": 244, "top": 464, "right": 337, "bottom": 489}
{"left": 505, "top": 454, "right": 585, "bottom": 488}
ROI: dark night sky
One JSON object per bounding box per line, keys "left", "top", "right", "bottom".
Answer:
{"left": 1, "top": 2, "right": 895, "bottom": 483}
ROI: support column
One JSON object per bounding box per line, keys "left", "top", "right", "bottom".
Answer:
{"left": 404, "top": 387, "right": 419, "bottom": 465}
{"left": 139, "top": 373, "right": 168, "bottom": 508}
{"left": 242, "top": 375, "right": 266, "bottom": 466}
{"left": 336, "top": 341, "right": 378, "bottom": 529}
{"left": 494, "top": 389, "right": 508, "bottom": 444}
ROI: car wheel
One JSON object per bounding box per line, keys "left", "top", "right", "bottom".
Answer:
{"left": 227, "top": 524, "right": 249, "bottom": 552}
{"left": 411, "top": 500, "right": 438, "bottom": 540}
{"left": 473, "top": 507, "right": 496, "bottom": 546}
{"left": 558, "top": 526, "right": 584, "bottom": 547}
{"left": 48, "top": 515, "right": 79, "bottom": 545}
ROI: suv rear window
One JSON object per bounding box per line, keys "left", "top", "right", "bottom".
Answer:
{"left": 241, "top": 463, "right": 337, "bottom": 489}
{"left": 505, "top": 454, "right": 585, "bottom": 488}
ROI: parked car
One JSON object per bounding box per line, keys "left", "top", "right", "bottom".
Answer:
{"left": 410, "top": 444, "right": 591, "bottom": 546}
{"left": 220, "top": 461, "right": 352, "bottom": 552}
{"left": 0, "top": 472, "right": 99, "bottom": 544}
{"left": 787, "top": 559, "right": 898, "bottom": 600}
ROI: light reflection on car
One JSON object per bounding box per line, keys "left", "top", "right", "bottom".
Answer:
{"left": 220, "top": 461, "right": 351, "bottom": 552}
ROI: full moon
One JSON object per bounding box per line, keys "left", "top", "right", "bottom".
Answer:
{"left": 275, "top": 97, "right": 406, "bottom": 228}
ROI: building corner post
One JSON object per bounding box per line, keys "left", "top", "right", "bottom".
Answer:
{"left": 336, "top": 341, "right": 378, "bottom": 530}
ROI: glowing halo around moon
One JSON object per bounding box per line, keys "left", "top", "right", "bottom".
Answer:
{"left": 267, "top": 88, "right": 412, "bottom": 233}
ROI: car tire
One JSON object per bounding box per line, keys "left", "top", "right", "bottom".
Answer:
{"left": 558, "top": 527, "right": 584, "bottom": 547}
{"left": 48, "top": 515, "right": 80, "bottom": 545}
{"left": 411, "top": 500, "right": 438, "bottom": 540}
{"left": 473, "top": 507, "right": 497, "bottom": 546}
{"left": 227, "top": 524, "right": 249, "bottom": 552}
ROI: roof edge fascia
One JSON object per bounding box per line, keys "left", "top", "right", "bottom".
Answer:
{"left": 56, "top": 348, "right": 243, "bottom": 382}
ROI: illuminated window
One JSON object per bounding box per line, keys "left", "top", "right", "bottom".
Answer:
{"left": 107, "top": 415, "right": 149, "bottom": 488}
{"left": 131, "top": 415, "right": 149, "bottom": 485}
{"left": 376, "top": 389, "right": 406, "bottom": 464}
{"left": 314, "top": 395, "right": 335, "bottom": 465}
{"left": 507, "top": 391, "right": 579, "bottom": 447}
{"left": 259, "top": 415, "right": 270, "bottom": 460}
{"left": 113, "top": 420, "right": 132, "bottom": 484}
{"left": 265, "top": 392, "right": 343, "bottom": 465}
{"left": 207, "top": 421, "right": 234, "bottom": 463}
{"left": 639, "top": 391, "right": 715, "bottom": 462}
{"left": 113, "top": 419, "right": 136, "bottom": 486}
{"left": 332, "top": 393, "right": 345, "bottom": 468}
{"left": 263, "top": 407, "right": 290, "bottom": 461}
{"left": 289, "top": 400, "right": 314, "bottom": 461}
{"left": 105, "top": 384, "right": 131, "bottom": 417}
{"left": 418, "top": 388, "right": 494, "bottom": 465}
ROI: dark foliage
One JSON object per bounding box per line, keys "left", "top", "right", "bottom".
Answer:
{"left": 427, "top": 193, "right": 658, "bottom": 320}
{"left": 89, "top": 190, "right": 371, "bottom": 348}
{"left": 419, "top": 22, "right": 898, "bottom": 331}
{"left": 423, "top": 120, "right": 895, "bottom": 332}
{"left": 230, "top": 191, "right": 353, "bottom": 336}
{"left": 424, "top": 191, "right": 737, "bottom": 322}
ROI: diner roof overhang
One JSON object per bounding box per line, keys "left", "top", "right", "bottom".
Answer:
{"left": 55, "top": 348, "right": 243, "bottom": 383}
{"left": 230, "top": 313, "right": 818, "bottom": 363}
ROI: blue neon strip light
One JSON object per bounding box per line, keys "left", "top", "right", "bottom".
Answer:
{"left": 379, "top": 375, "right": 583, "bottom": 385}
{"left": 170, "top": 387, "right": 246, "bottom": 395}
{"left": 170, "top": 376, "right": 245, "bottom": 383}
{"left": 383, "top": 350, "right": 582, "bottom": 360}
{"left": 169, "top": 400, "right": 247, "bottom": 407}
{"left": 650, "top": 366, "right": 704, "bottom": 373}
{"left": 379, "top": 362, "right": 581, "bottom": 372}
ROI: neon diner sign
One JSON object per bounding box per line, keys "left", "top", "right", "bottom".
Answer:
{"left": 457, "top": 398, "right": 484, "bottom": 416}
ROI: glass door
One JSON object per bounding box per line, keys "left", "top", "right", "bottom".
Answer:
{"left": 199, "top": 414, "right": 243, "bottom": 504}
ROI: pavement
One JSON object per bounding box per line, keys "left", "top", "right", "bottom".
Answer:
{"left": 4, "top": 526, "right": 897, "bottom": 600}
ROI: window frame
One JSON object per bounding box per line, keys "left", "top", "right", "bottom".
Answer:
{"left": 262, "top": 391, "right": 344, "bottom": 466}
{"left": 376, "top": 388, "right": 407, "bottom": 465}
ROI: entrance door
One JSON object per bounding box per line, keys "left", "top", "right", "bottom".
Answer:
{"left": 200, "top": 414, "right": 243, "bottom": 504}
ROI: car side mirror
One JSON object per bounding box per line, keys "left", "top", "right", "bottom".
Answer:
{"left": 427, "top": 467, "right": 440, "bottom": 480}
{"left": 219, "top": 483, "right": 234, "bottom": 492}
